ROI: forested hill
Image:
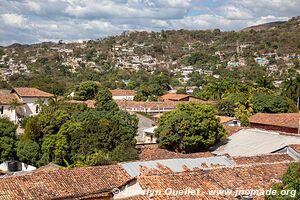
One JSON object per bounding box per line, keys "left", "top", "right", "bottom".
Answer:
{"left": 0, "top": 15, "right": 299, "bottom": 97}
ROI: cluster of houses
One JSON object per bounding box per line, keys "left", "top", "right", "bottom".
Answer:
{"left": 0, "top": 123, "right": 300, "bottom": 199}
{"left": 114, "top": 49, "right": 159, "bottom": 71}
{"left": 0, "top": 53, "right": 30, "bottom": 79}
{"left": 1, "top": 87, "right": 300, "bottom": 199}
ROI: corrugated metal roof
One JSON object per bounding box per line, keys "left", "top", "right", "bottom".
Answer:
{"left": 142, "top": 126, "right": 157, "bottom": 134}
{"left": 120, "top": 156, "right": 234, "bottom": 177}
{"left": 213, "top": 128, "right": 300, "bottom": 156}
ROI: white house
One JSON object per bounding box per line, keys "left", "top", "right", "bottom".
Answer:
{"left": 0, "top": 161, "right": 36, "bottom": 174}
{"left": 110, "top": 89, "right": 136, "bottom": 101}
{"left": 0, "top": 88, "right": 54, "bottom": 123}
{"left": 0, "top": 91, "right": 20, "bottom": 122}
{"left": 11, "top": 88, "right": 54, "bottom": 118}
{"left": 142, "top": 126, "right": 157, "bottom": 144}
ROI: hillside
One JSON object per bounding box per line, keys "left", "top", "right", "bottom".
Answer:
{"left": 241, "top": 21, "right": 287, "bottom": 32}
{"left": 0, "top": 15, "right": 299, "bottom": 97}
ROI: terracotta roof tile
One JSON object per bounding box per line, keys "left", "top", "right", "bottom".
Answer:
{"left": 233, "top": 153, "right": 294, "bottom": 165}
{"left": 116, "top": 100, "right": 181, "bottom": 110}
{"left": 249, "top": 113, "right": 300, "bottom": 129}
{"left": 0, "top": 93, "right": 20, "bottom": 105}
{"left": 289, "top": 144, "right": 300, "bottom": 154}
{"left": 12, "top": 88, "right": 54, "bottom": 98}
{"left": 111, "top": 89, "right": 137, "bottom": 96}
{"left": 224, "top": 126, "right": 242, "bottom": 136}
{"left": 218, "top": 116, "right": 236, "bottom": 124}
{"left": 138, "top": 144, "right": 213, "bottom": 161}
{"left": 0, "top": 165, "right": 131, "bottom": 200}
{"left": 135, "top": 162, "right": 291, "bottom": 199}
{"left": 161, "top": 93, "right": 191, "bottom": 101}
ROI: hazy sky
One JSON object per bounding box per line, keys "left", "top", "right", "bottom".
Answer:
{"left": 0, "top": 0, "right": 299, "bottom": 46}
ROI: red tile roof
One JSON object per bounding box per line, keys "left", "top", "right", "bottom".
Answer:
{"left": 135, "top": 162, "right": 291, "bottom": 199}
{"left": 224, "top": 126, "right": 242, "bottom": 136}
{"left": 111, "top": 89, "right": 136, "bottom": 96}
{"left": 12, "top": 88, "right": 54, "bottom": 98}
{"left": 289, "top": 144, "right": 300, "bottom": 154}
{"left": 85, "top": 99, "right": 96, "bottom": 108}
{"left": 0, "top": 93, "right": 20, "bottom": 105}
{"left": 233, "top": 153, "right": 294, "bottom": 165}
{"left": 161, "top": 93, "right": 191, "bottom": 101}
{"left": 218, "top": 116, "right": 236, "bottom": 124}
{"left": 249, "top": 113, "right": 299, "bottom": 129}
{"left": 138, "top": 144, "right": 213, "bottom": 161}
{"left": 0, "top": 165, "right": 131, "bottom": 200}
{"left": 116, "top": 100, "right": 181, "bottom": 110}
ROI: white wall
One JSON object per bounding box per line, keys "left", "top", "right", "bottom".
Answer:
{"left": 0, "top": 161, "right": 36, "bottom": 172}
{"left": 0, "top": 105, "right": 17, "bottom": 123}
{"left": 112, "top": 96, "right": 135, "bottom": 101}
{"left": 142, "top": 132, "right": 157, "bottom": 144}
{"left": 18, "top": 97, "right": 49, "bottom": 117}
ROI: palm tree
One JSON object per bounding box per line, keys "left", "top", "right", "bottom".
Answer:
{"left": 282, "top": 76, "right": 300, "bottom": 108}
{"left": 9, "top": 99, "right": 23, "bottom": 123}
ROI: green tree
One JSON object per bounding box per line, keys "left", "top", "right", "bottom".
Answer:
{"left": 266, "top": 162, "right": 300, "bottom": 199}
{"left": 16, "top": 140, "right": 40, "bottom": 166}
{"left": 0, "top": 118, "right": 18, "bottom": 162}
{"left": 155, "top": 102, "right": 227, "bottom": 153}
{"left": 95, "top": 86, "right": 118, "bottom": 112}
{"left": 9, "top": 99, "right": 23, "bottom": 123}
{"left": 110, "top": 141, "right": 138, "bottom": 162}
{"left": 74, "top": 81, "right": 99, "bottom": 100}
{"left": 216, "top": 100, "right": 236, "bottom": 117}
{"left": 253, "top": 94, "right": 298, "bottom": 113}
{"left": 282, "top": 76, "right": 300, "bottom": 108}
{"left": 176, "top": 88, "right": 187, "bottom": 94}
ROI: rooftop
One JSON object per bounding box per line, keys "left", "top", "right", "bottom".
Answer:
{"left": 0, "top": 165, "right": 131, "bottom": 200}
{"left": 160, "top": 93, "right": 191, "bottom": 101}
{"left": 134, "top": 162, "right": 291, "bottom": 199}
{"left": 0, "top": 93, "right": 20, "bottom": 105}
{"left": 213, "top": 128, "right": 300, "bottom": 156}
{"left": 249, "top": 113, "right": 300, "bottom": 129}
{"left": 111, "top": 89, "right": 137, "bottom": 96}
{"left": 12, "top": 88, "right": 54, "bottom": 98}
{"left": 121, "top": 155, "right": 235, "bottom": 177}
{"left": 138, "top": 144, "right": 213, "bottom": 161}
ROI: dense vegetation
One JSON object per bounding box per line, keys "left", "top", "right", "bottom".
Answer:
{"left": 8, "top": 86, "right": 139, "bottom": 167}
{"left": 265, "top": 162, "right": 300, "bottom": 199}
{"left": 155, "top": 102, "right": 227, "bottom": 153}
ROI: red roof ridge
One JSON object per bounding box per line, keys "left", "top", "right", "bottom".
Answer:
{"left": 12, "top": 87, "right": 54, "bottom": 97}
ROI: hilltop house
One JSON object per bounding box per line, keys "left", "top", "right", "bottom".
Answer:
{"left": 0, "top": 88, "right": 53, "bottom": 123}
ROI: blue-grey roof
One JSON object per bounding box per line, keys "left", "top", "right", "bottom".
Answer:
{"left": 120, "top": 156, "right": 234, "bottom": 177}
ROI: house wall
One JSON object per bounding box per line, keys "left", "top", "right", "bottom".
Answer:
{"left": 224, "top": 120, "right": 241, "bottom": 127}
{"left": 18, "top": 97, "right": 49, "bottom": 117}
{"left": 250, "top": 123, "right": 298, "bottom": 134}
{"left": 112, "top": 96, "right": 134, "bottom": 101}
{"left": 0, "top": 105, "right": 16, "bottom": 123}
{"left": 142, "top": 132, "right": 157, "bottom": 144}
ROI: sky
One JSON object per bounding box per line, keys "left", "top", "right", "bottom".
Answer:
{"left": 0, "top": 0, "right": 299, "bottom": 46}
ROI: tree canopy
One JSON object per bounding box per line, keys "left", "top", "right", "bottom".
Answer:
{"left": 155, "top": 102, "right": 227, "bottom": 153}
{"left": 17, "top": 85, "right": 138, "bottom": 167}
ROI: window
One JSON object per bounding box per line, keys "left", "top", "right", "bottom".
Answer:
{"left": 0, "top": 106, "right": 3, "bottom": 115}
{"left": 35, "top": 105, "right": 39, "bottom": 113}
